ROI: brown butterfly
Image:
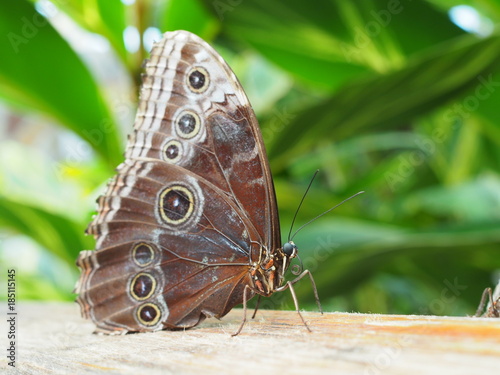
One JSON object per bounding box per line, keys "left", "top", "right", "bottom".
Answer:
{"left": 75, "top": 30, "right": 322, "bottom": 336}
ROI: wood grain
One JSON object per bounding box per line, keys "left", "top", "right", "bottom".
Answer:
{"left": 1, "top": 302, "right": 499, "bottom": 374}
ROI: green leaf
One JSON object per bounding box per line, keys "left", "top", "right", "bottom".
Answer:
{"left": 407, "top": 174, "right": 500, "bottom": 221}
{"left": 0, "top": 0, "right": 122, "bottom": 167}
{"left": 49, "top": 0, "right": 128, "bottom": 64}
{"left": 161, "top": 0, "right": 219, "bottom": 39}
{"left": 0, "top": 197, "right": 91, "bottom": 266}
{"left": 202, "top": 0, "right": 463, "bottom": 90}
{"left": 274, "top": 218, "right": 500, "bottom": 314}
{"left": 267, "top": 34, "right": 500, "bottom": 169}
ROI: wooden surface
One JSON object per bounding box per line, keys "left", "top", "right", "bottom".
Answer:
{"left": 1, "top": 302, "right": 499, "bottom": 374}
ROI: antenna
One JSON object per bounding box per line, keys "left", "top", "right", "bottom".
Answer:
{"left": 287, "top": 170, "right": 319, "bottom": 242}
{"left": 290, "top": 191, "right": 365, "bottom": 241}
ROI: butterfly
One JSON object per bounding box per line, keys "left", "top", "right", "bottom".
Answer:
{"left": 75, "top": 30, "right": 321, "bottom": 336}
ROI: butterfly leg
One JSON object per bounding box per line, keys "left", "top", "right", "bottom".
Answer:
{"left": 251, "top": 295, "right": 262, "bottom": 319}
{"left": 232, "top": 284, "right": 253, "bottom": 337}
{"left": 283, "top": 269, "right": 323, "bottom": 314}
{"left": 285, "top": 279, "right": 311, "bottom": 332}
{"left": 276, "top": 269, "right": 323, "bottom": 332}
{"left": 474, "top": 287, "right": 492, "bottom": 317}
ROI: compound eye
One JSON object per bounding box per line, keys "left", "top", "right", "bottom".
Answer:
{"left": 283, "top": 241, "right": 297, "bottom": 257}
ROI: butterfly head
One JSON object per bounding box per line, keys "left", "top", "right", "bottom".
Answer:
{"left": 280, "top": 240, "right": 302, "bottom": 278}
{"left": 282, "top": 241, "right": 298, "bottom": 258}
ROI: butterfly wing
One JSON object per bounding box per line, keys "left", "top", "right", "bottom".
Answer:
{"left": 76, "top": 31, "right": 280, "bottom": 333}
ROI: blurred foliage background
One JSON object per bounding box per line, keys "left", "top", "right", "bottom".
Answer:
{"left": 0, "top": 0, "right": 499, "bottom": 317}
